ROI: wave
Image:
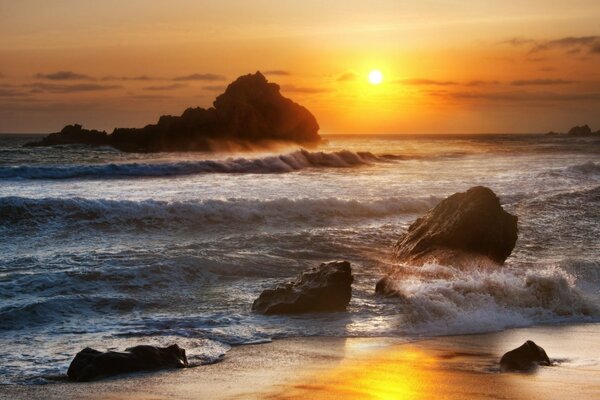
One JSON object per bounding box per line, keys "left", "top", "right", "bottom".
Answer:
{"left": 0, "top": 149, "right": 384, "bottom": 180}
{"left": 0, "top": 195, "right": 438, "bottom": 232}
{"left": 379, "top": 261, "right": 600, "bottom": 336}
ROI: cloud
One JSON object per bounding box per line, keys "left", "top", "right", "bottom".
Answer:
{"left": 173, "top": 73, "right": 226, "bottom": 81}
{"left": 510, "top": 79, "right": 578, "bottom": 86}
{"left": 500, "top": 37, "right": 536, "bottom": 47}
{"left": 263, "top": 70, "right": 292, "bottom": 76}
{"left": 24, "top": 83, "right": 122, "bottom": 93}
{"left": 202, "top": 85, "right": 227, "bottom": 91}
{"left": 504, "top": 35, "right": 600, "bottom": 56}
{"left": 143, "top": 83, "right": 187, "bottom": 91}
{"left": 436, "top": 90, "right": 600, "bottom": 103}
{"left": 396, "top": 78, "right": 457, "bottom": 86}
{"left": 336, "top": 72, "right": 359, "bottom": 82}
{"left": 129, "top": 94, "right": 172, "bottom": 100}
{"left": 35, "top": 71, "right": 94, "bottom": 81}
{"left": 102, "top": 75, "right": 164, "bottom": 81}
{"left": 0, "top": 86, "right": 30, "bottom": 98}
{"left": 280, "top": 84, "right": 329, "bottom": 94}
{"left": 465, "top": 80, "right": 501, "bottom": 87}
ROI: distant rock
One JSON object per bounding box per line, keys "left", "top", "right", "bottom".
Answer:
{"left": 567, "top": 125, "right": 593, "bottom": 136}
{"left": 26, "top": 124, "right": 109, "bottom": 147}
{"left": 25, "top": 72, "right": 321, "bottom": 152}
{"left": 500, "top": 340, "right": 551, "bottom": 371}
{"left": 67, "top": 344, "right": 188, "bottom": 382}
{"left": 252, "top": 261, "right": 353, "bottom": 314}
{"left": 393, "top": 186, "right": 518, "bottom": 266}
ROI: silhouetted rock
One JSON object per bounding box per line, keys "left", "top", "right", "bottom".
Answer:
{"left": 67, "top": 344, "right": 188, "bottom": 382}
{"left": 25, "top": 72, "right": 321, "bottom": 152}
{"left": 567, "top": 125, "right": 593, "bottom": 136}
{"left": 393, "top": 186, "right": 518, "bottom": 266}
{"left": 25, "top": 124, "right": 109, "bottom": 147}
{"left": 252, "top": 261, "right": 353, "bottom": 314}
{"left": 500, "top": 341, "right": 551, "bottom": 371}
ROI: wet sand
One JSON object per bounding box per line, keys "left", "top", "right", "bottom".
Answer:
{"left": 1, "top": 323, "right": 599, "bottom": 400}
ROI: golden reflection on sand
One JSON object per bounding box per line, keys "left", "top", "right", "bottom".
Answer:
{"left": 266, "top": 343, "right": 447, "bottom": 400}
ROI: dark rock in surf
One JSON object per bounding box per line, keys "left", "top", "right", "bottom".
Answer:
{"left": 500, "top": 340, "right": 551, "bottom": 371}
{"left": 25, "top": 72, "right": 321, "bottom": 152}
{"left": 67, "top": 344, "right": 188, "bottom": 382}
{"left": 252, "top": 261, "right": 353, "bottom": 314}
{"left": 393, "top": 186, "right": 518, "bottom": 266}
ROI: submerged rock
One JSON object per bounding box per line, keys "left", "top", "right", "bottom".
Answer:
{"left": 67, "top": 344, "right": 188, "bottom": 382}
{"left": 500, "top": 340, "right": 551, "bottom": 371}
{"left": 252, "top": 261, "right": 353, "bottom": 314}
{"left": 25, "top": 71, "right": 321, "bottom": 152}
{"left": 393, "top": 186, "right": 518, "bottom": 266}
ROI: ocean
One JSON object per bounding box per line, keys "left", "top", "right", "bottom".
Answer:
{"left": 0, "top": 133, "right": 599, "bottom": 384}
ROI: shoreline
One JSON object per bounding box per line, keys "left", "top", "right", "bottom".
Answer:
{"left": 2, "top": 322, "right": 599, "bottom": 400}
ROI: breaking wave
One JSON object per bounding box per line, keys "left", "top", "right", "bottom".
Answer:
{"left": 0, "top": 195, "right": 439, "bottom": 232}
{"left": 0, "top": 149, "right": 384, "bottom": 179}
{"left": 378, "top": 261, "right": 600, "bottom": 336}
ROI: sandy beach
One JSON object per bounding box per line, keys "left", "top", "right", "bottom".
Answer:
{"left": 1, "top": 322, "right": 598, "bottom": 400}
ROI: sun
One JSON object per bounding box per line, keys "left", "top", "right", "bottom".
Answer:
{"left": 368, "top": 70, "right": 383, "bottom": 85}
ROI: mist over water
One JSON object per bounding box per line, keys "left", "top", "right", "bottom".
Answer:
{"left": 0, "top": 133, "right": 599, "bottom": 384}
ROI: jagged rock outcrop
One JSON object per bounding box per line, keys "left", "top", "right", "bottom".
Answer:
{"left": 252, "top": 261, "right": 353, "bottom": 314}
{"left": 67, "top": 344, "right": 188, "bottom": 382}
{"left": 500, "top": 341, "right": 551, "bottom": 371}
{"left": 25, "top": 72, "right": 321, "bottom": 152}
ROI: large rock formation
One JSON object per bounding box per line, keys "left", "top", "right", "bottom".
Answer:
{"left": 67, "top": 344, "right": 188, "bottom": 382}
{"left": 25, "top": 72, "right": 321, "bottom": 152}
{"left": 500, "top": 341, "right": 551, "bottom": 371}
{"left": 393, "top": 186, "right": 518, "bottom": 266}
{"left": 252, "top": 261, "right": 353, "bottom": 314}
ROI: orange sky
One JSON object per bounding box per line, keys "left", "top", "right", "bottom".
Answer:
{"left": 1, "top": 0, "right": 599, "bottom": 134}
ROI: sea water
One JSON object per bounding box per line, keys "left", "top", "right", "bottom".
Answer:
{"left": 0, "top": 133, "right": 599, "bottom": 383}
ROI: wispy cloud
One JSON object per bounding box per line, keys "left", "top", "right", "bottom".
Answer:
{"left": 0, "top": 85, "right": 30, "bottom": 98}
{"left": 436, "top": 90, "right": 600, "bottom": 103}
{"left": 202, "top": 85, "right": 227, "bottom": 91}
{"left": 280, "top": 84, "right": 329, "bottom": 94}
{"left": 143, "top": 83, "right": 187, "bottom": 91}
{"left": 24, "top": 83, "right": 122, "bottom": 93}
{"left": 263, "top": 70, "right": 292, "bottom": 76}
{"left": 173, "top": 73, "right": 226, "bottom": 81}
{"left": 102, "top": 75, "right": 164, "bottom": 81}
{"left": 35, "top": 71, "right": 95, "bottom": 81}
{"left": 336, "top": 72, "right": 359, "bottom": 82}
{"left": 510, "top": 79, "right": 578, "bottom": 86}
{"left": 504, "top": 35, "right": 600, "bottom": 56}
{"left": 465, "top": 80, "right": 501, "bottom": 87}
{"left": 396, "top": 78, "right": 458, "bottom": 86}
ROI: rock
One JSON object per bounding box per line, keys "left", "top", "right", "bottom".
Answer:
{"left": 25, "top": 124, "right": 109, "bottom": 147}
{"left": 393, "top": 186, "right": 518, "bottom": 266}
{"left": 252, "top": 261, "right": 353, "bottom": 314}
{"left": 25, "top": 72, "right": 321, "bottom": 152}
{"left": 500, "top": 340, "right": 551, "bottom": 371}
{"left": 67, "top": 344, "right": 188, "bottom": 382}
{"left": 567, "top": 125, "right": 593, "bottom": 136}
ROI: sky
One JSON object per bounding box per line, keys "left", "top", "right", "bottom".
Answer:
{"left": 1, "top": 0, "right": 600, "bottom": 134}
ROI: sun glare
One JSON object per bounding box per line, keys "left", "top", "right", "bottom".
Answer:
{"left": 368, "top": 70, "right": 383, "bottom": 85}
